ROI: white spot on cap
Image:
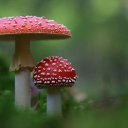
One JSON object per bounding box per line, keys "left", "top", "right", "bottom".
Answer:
{"left": 71, "top": 68, "right": 75, "bottom": 71}
{"left": 34, "top": 75, "right": 38, "bottom": 78}
{"left": 37, "top": 81, "right": 42, "bottom": 83}
{"left": 37, "top": 75, "right": 40, "bottom": 78}
{"left": 58, "top": 80, "right": 61, "bottom": 82}
{"left": 47, "top": 68, "right": 50, "bottom": 70}
{"left": 49, "top": 59, "right": 52, "bottom": 62}
{"left": 54, "top": 59, "right": 57, "bottom": 62}
{"left": 44, "top": 81, "right": 47, "bottom": 84}
{"left": 48, "top": 20, "right": 55, "bottom": 22}
{"left": 53, "top": 69, "right": 57, "bottom": 72}
{"left": 43, "top": 78, "right": 47, "bottom": 80}
{"left": 59, "top": 64, "right": 62, "bottom": 66}
{"left": 45, "top": 63, "right": 49, "bottom": 66}
{"left": 38, "top": 22, "right": 42, "bottom": 26}
{"left": 52, "top": 63, "right": 56, "bottom": 66}
{"left": 71, "top": 79, "right": 75, "bottom": 82}
{"left": 41, "top": 72, "right": 45, "bottom": 75}
{"left": 59, "top": 76, "right": 62, "bottom": 79}
{"left": 58, "top": 69, "right": 62, "bottom": 72}
{"left": 46, "top": 73, "right": 50, "bottom": 75}
{"left": 66, "top": 80, "right": 69, "bottom": 83}
{"left": 52, "top": 73, "right": 57, "bottom": 76}
{"left": 46, "top": 81, "right": 50, "bottom": 84}
{"left": 51, "top": 80, "right": 56, "bottom": 83}
{"left": 69, "top": 80, "right": 71, "bottom": 82}
{"left": 64, "top": 59, "right": 68, "bottom": 61}
{"left": 64, "top": 65, "right": 67, "bottom": 67}
{"left": 62, "top": 79, "right": 65, "bottom": 82}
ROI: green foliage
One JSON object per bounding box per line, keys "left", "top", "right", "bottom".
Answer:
{"left": 0, "top": 53, "right": 14, "bottom": 91}
{"left": 0, "top": 91, "right": 128, "bottom": 128}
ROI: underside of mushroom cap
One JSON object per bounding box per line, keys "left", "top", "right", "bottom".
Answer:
{"left": 0, "top": 16, "right": 71, "bottom": 40}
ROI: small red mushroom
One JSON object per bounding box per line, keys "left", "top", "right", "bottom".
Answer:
{"left": 33, "top": 56, "right": 77, "bottom": 116}
{"left": 0, "top": 16, "right": 71, "bottom": 108}
{"left": 33, "top": 56, "right": 77, "bottom": 87}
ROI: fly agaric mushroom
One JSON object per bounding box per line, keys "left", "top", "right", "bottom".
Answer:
{"left": 0, "top": 16, "right": 71, "bottom": 108}
{"left": 33, "top": 56, "right": 77, "bottom": 116}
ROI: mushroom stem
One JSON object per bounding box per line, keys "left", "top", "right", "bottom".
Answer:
{"left": 10, "top": 35, "right": 34, "bottom": 71}
{"left": 10, "top": 35, "right": 35, "bottom": 108}
{"left": 15, "top": 70, "right": 31, "bottom": 108}
{"left": 47, "top": 89, "right": 62, "bottom": 116}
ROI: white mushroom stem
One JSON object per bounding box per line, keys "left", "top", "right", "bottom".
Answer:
{"left": 47, "top": 89, "right": 62, "bottom": 116}
{"left": 15, "top": 70, "right": 31, "bottom": 108}
{"left": 10, "top": 35, "right": 35, "bottom": 108}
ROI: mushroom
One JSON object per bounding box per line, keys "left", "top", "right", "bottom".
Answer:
{"left": 0, "top": 16, "right": 71, "bottom": 108}
{"left": 33, "top": 56, "right": 77, "bottom": 116}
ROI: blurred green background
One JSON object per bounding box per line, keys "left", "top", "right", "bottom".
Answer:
{"left": 0, "top": 0, "right": 128, "bottom": 128}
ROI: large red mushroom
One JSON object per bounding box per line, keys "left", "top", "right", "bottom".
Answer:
{"left": 33, "top": 56, "right": 77, "bottom": 116}
{"left": 0, "top": 16, "right": 71, "bottom": 108}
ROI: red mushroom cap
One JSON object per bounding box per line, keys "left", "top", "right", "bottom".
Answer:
{"left": 33, "top": 56, "right": 77, "bottom": 88}
{"left": 0, "top": 16, "right": 71, "bottom": 40}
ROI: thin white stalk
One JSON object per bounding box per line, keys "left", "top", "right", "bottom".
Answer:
{"left": 10, "top": 35, "right": 35, "bottom": 108}
{"left": 47, "top": 89, "right": 62, "bottom": 116}
{"left": 15, "top": 70, "right": 31, "bottom": 108}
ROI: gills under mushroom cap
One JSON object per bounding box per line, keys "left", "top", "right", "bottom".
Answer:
{"left": 0, "top": 16, "right": 71, "bottom": 40}
{"left": 33, "top": 56, "right": 77, "bottom": 88}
